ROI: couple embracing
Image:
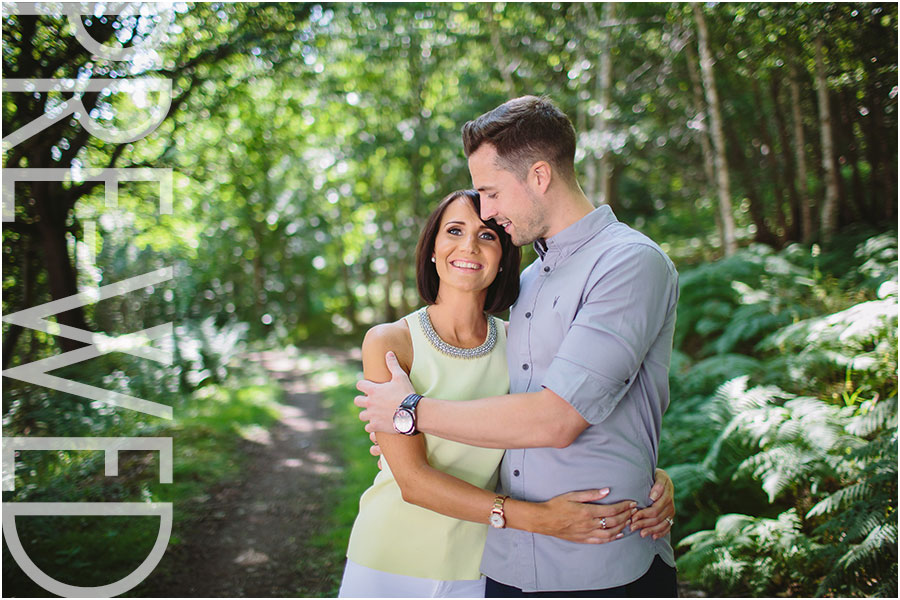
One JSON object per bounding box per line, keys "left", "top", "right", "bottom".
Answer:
{"left": 342, "top": 96, "right": 679, "bottom": 598}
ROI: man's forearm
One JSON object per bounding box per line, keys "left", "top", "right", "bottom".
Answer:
{"left": 415, "top": 390, "right": 585, "bottom": 449}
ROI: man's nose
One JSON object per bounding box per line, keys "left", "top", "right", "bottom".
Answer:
{"left": 479, "top": 198, "right": 496, "bottom": 221}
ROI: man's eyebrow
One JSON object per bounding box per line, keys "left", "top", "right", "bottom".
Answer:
{"left": 476, "top": 185, "right": 495, "bottom": 192}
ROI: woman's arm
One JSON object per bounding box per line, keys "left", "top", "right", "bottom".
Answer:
{"left": 362, "top": 323, "right": 635, "bottom": 544}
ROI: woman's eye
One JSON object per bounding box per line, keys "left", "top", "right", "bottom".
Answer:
{"left": 447, "top": 227, "right": 462, "bottom": 235}
{"left": 480, "top": 232, "right": 497, "bottom": 241}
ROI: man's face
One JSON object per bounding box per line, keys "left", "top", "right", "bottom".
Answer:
{"left": 467, "top": 144, "right": 548, "bottom": 247}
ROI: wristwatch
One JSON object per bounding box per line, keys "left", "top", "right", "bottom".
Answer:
{"left": 490, "top": 495, "right": 509, "bottom": 529}
{"left": 392, "top": 393, "right": 423, "bottom": 435}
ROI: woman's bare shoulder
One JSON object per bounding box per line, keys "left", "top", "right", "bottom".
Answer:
{"left": 362, "top": 318, "right": 413, "bottom": 372}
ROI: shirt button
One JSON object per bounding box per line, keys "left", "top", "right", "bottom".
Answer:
{"left": 522, "top": 364, "right": 529, "bottom": 371}
{"left": 525, "top": 312, "right": 532, "bottom": 318}
{"left": 513, "top": 469, "right": 520, "bottom": 477}
{"left": 543, "top": 266, "right": 550, "bottom": 272}
{"left": 625, "top": 378, "right": 630, "bottom": 384}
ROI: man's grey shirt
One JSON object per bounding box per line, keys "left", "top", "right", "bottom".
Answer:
{"left": 480, "top": 205, "right": 678, "bottom": 592}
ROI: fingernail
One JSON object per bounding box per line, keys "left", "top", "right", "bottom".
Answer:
{"left": 629, "top": 502, "right": 637, "bottom": 508}
{"left": 615, "top": 533, "right": 623, "bottom": 539}
{"left": 631, "top": 507, "right": 638, "bottom": 514}
{"left": 626, "top": 519, "right": 632, "bottom": 526}
{"left": 598, "top": 488, "right": 610, "bottom": 495}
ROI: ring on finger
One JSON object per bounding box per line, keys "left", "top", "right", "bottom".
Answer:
{"left": 665, "top": 517, "right": 674, "bottom": 526}
{"left": 600, "top": 517, "right": 607, "bottom": 529}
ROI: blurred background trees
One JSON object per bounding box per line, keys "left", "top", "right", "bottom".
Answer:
{"left": 3, "top": 2, "right": 896, "bottom": 596}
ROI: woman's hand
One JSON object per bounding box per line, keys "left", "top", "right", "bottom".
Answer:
{"left": 529, "top": 489, "right": 637, "bottom": 544}
{"left": 369, "top": 431, "right": 383, "bottom": 470}
{"left": 630, "top": 468, "right": 675, "bottom": 539}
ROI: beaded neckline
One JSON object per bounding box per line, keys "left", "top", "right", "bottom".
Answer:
{"left": 418, "top": 308, "right": 497, "bottom": 359}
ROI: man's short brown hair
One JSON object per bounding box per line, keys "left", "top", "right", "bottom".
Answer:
{"left": 462, "top": 95, "right": 577, "bottom": 183}
{"left": 416, "top": 190, "right": 521, "bottom": 315}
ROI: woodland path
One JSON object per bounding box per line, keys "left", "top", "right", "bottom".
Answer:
{"left": 146, "top": 349, "right": 349, "bottom": 597}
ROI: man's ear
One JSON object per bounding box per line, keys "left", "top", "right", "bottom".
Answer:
{"left": 530, "top": 161, "right": 552, "bottom": 194}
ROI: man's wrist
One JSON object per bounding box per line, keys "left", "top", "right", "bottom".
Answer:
{"left": 408, "top": 396, "right": 431, "bottom": 434}
{"left": 393, "top": 393, "right": 423, "bottom": 435}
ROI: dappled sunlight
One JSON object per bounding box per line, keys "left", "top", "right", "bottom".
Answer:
{"left": 239, "top": 424, "right": 273, "bottom": 446}
{"left": 233, "top": 548, "right": 270, "bottom": 566}
{"left": 279, "top": 403, "right": 332, "bottom": 434}
{"left": 277, "top": 455, "right": 341, "bottom": 475}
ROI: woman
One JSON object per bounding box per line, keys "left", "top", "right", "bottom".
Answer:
{"left": 339, "top": 190, "right": 671, "bottom": 598}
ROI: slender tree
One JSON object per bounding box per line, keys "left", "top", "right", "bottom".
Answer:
{"left": 814, "top": 34, "right": 841, "bottom": 243}
{"left": 789, "top": 62, "right": 814, "bottom": 243}
{"left": 692, "top": 3, "right": 738, "bottom": 256}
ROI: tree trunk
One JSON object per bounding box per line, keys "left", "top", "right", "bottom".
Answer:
{"left": 2, "top": 234, "right": 37, "bottom": 369}
{"left": 814, "top": 34, "right": 840, "bottom": 243}
{"left": 789, "top": 62, "right": 814, "bottom": 244}
{"left": 692, "top": 3, "right": 737, "bottom": 255}
{"left": 836, "top": 89, "right": 870, "bottom": 223}
{"left": 862, "top": 78, "right": 897, "bottom": 222}
{"left": 769, "top": 75, "right": 802, "bottom": 241}
{"left": 725, "top": 124, "right": 780, "bottom": 248}
{"left": 489, "top": 4, "right": 516, "bottom": 98}
{"left": 683, "top": 32, "right": 724, "bottom": 250}
{"left": 589, "top": 2, "right": 616, "bottom": 207}
{"left": 33, "top": 181, "right": 91, "bottom": 352}
{"left": 752, "top": 79, "right": 789, "bottom": 244}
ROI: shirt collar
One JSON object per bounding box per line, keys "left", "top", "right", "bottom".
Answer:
{"left": 533, "top": 204, "right": 618, "bottom": 261}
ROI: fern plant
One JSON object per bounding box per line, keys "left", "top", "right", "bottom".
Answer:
{"left": 667, "top": 233, "right": 898, "bottom": 597}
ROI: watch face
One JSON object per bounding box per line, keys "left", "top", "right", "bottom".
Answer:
{"left": 490, "top": 513, "right": 505, "bottom": 528}
{"left": 393, "top": 409, "right": 414, "bottom": 434}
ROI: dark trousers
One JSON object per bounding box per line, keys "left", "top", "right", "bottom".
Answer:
{"left": 485, "top": 555, "right": 677, "bottom": 598}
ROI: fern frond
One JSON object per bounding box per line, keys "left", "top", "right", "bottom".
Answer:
{"left": 807, "top": 480, "right": 875, "bottom": 517}
{"left": 846, "top": 396, "right": 898, "bottom": 437}
{"left": 837, "top": 523, "right": 897, "bottom": 571}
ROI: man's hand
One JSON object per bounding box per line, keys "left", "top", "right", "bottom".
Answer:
{"left": 355, "top": 351, "right": 415, "bottom": 434}
{"left": 534, "top": 489, "right": 637, "bottom": 544}
{"left": 630, "top": 468, "right": 675, "bottom": 539}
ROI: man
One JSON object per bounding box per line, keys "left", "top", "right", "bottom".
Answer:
{"left": 357, "top": 96, "right": 679, "bottom": 596}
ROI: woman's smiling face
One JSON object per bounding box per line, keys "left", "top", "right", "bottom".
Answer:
{"left": 432, "top": 196, "right": 503, "bottom": 298}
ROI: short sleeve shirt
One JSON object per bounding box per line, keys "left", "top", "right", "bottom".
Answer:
{"left": 480, "top": 205, "right": 678, "bottom": 592}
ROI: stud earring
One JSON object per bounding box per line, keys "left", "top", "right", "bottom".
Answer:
{"left": 431, "top": 256, "right": 436, "bottom": 263}
{"left": 499, "top": 267, "right": 503, "bottom": 272}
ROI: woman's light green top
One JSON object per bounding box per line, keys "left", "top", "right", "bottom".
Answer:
{"left": 346, "top": 307, "right": 509, "bottom": 580}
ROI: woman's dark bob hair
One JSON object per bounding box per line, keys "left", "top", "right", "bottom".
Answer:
{"left": 415, "top": 189, "right": 521, "bottom": 315}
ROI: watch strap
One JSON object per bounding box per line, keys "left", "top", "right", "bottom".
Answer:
{"left": 490, "top": 495, "right": 509, "bottom": 528}
{"left": 400, "top": 393, "right": 423, "bottom": 410}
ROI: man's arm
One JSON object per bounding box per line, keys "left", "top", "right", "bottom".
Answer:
{"left": 357, "top": 244, "right": 676, "bottom": 448}
{"left": 355, "top": 351, "right": 589, "bottom": 449}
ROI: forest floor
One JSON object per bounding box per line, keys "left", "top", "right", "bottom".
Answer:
{"left": 146, "top": 349, "right": 347, "bottom": 597}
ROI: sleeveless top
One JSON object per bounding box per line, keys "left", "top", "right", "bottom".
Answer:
{"left": 346, "top": 307, "right": 509, "bottom": 580}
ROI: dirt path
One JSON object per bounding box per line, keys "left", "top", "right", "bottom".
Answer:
{"left": 147, "top": 350, "right": 348, "bottom": 597}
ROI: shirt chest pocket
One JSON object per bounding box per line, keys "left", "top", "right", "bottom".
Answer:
{"left": 544, "top": 287, "right": 581, "bottom": 334}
